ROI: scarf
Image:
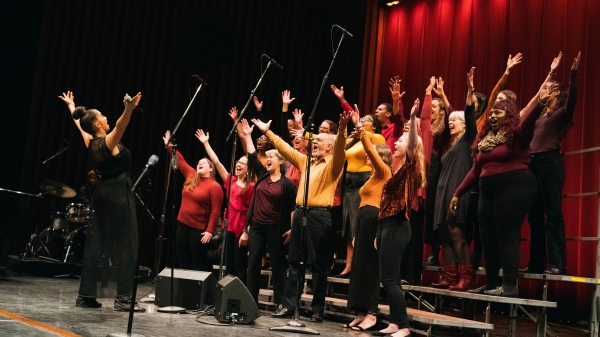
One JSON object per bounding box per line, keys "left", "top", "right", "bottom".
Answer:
{"left": 478, "top": 130, "right": 507, "bottom": 152}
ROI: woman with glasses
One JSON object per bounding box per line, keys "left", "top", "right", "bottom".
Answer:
{"left": 330, "top": 84, "right": 385, "bottom": 279}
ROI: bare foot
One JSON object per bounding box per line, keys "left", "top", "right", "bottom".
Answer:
{"left": 353, "top": 313, "right": 376, "bottom": 331}
{"left": 378, "top": 323, "right": 399, "bottom": 334}
{"left": 344, "top": 314, "right": 365, "bottom": 328}
{"left": 390, "top": 328, "right": 411, "bottom": 337}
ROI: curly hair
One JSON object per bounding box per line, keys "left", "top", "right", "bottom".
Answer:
{"left": 472, "top": 100, "right": 521, "bottom": 157}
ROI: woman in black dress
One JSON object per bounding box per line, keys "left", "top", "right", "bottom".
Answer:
{"left": 59, "top": 90, "right": 144, "bottom": 311}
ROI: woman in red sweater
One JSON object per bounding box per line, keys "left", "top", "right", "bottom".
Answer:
{"left": 163, "top": 131, "right": 224, "bottom": 272}
{"left": 450, "top": 82, "right": 558, "bottom": 297}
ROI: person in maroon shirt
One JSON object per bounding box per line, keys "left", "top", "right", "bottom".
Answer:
{"left": 450, "top": 82, "right": 559, "bottom": 297}
{"left": 522, "top": 52, "right": 581, "bottom": 276}
{"left": 163, "top": 131, "right": 224, "bottom": 272}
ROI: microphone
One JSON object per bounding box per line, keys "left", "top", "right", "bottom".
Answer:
{"left": 263, "top": 55, "right": 283, "bottom": 69}
{"left": 334, "top": 25, "right": 353, "bottom": 37}
{"left": 124, "top": 94, "right": 132, "bottom": 103}
{"left": 131, "top": 155, "right": 159, "bottom": 191}
{"left": 196, "top": 76, "right": 208, "bottom": 86}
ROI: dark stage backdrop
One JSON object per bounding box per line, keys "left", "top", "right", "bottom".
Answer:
{"left": 18, "top": 0, "right": 368, "bottom": 272}
{"left": 371, "top": 0, "right": 599, "bottom": 316}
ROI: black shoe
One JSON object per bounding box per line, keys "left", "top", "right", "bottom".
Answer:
{"left": 544, "top": 268, "right": 566, "bottom": 275}
{"left": 113, "top": 305, "right": 146, "bottom": 312}
{"left": 76, "top": 297, "right": 102, "bottom": 308}
{"left": 467, "top": 285, "right": 496, "bottom": 294}
{"left": 310, "top": 312, "right": 324, "bottom": 322}
{"left": 271, "top": 307, "right": 294, "bottom": 318}
{"left": 484, "top": 285, "right": 518, "bottom": 297}
{"left": 334, "top": 272, "right": 351, "bottom": 279}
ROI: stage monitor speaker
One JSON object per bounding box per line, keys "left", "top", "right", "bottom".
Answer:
{"left": 213, "top": 275, "right": 260, "bottom": 324}
{"left": 155, "top": 268, "right": 216, "bottom": 310}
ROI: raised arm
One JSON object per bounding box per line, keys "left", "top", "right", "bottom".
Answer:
{"left": 238, "top": 119, "right": 267, "bottom": 177}
{"left": 432, "top": 77, "right": 452, "bottom": 113}
{"left": 196, "top": 129, "right": 228, "bottom": 181}
{"left": 358, "top": 127, "right": 387, "bottom": 178}
{"left": 464, "top": 68, "right": 478, "bottom": 141}
{"left": 104, "top": 92, "right": 141, "bottom": 152}
{"left": 389, "top": 76, "right": 406, "bottom": 116}
{"left": 58, "top": 91, "right": 93, "bottom": 147}
{"left": 564, "top": 52, "right": 581, "bottom": 121}
{"left": 253, "top": 118, "right": 306, "bottom": 170}
{"left": 517, "top": 82, "right": 559, "bottom": 145}
{"left": 421, "top": 77, "right": 434, "bottom": 162}
{"left": 407, "top": 98, "right": 420, "bottom": 161}
{"left": 520, "top": 52, "right": 562, "bottom": 118}
{"left": 163, "top": 130, "right": 196, "bottom": 178}
{"left": 281, "top": 90, "right": 296, "bottom": 143}
{"left": 253, "top": 96, "right": 266, "bottom": 122}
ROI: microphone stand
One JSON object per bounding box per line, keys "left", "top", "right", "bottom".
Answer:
{"left": 219, "top": 61, "right": 275, "bottom": 281}
{"left": 156, "top": 80, "right": 205, "bottom": 314}
{"left": 270, "top": 29, "right": 349, "bottom": 335}
{"left": 107, "top": 165, "right": 156, "bottom": 337}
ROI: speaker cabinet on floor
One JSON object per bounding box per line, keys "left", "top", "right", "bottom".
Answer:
{"left": 213, "top": 275, "right": 260, "bottom": 324}
{"left": 155, "top": 268, "right": 216, "bottom": 310}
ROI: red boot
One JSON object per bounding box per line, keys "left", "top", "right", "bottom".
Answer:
{"left": 449, "top": 264, "right": 473, "bottom": 291}
{"left": 431, "top": 264, "right": 459, "bottom": 289}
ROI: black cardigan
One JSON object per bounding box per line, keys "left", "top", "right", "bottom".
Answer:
{"left": 246, "top": 151, "right": 297, "bottom": 233}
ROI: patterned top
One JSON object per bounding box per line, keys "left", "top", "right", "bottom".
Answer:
{"left": 379, "top": 156, "right": 422, "bottom": 220}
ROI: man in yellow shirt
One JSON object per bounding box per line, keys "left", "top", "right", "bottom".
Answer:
{"left": 251, "top": 110, "right": 350, "bottom": 322}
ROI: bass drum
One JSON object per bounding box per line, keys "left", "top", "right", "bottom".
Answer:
{"left": 64, "top": 225, "right": 87, "bottom": 263}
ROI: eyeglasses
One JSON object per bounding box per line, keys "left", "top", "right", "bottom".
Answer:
{"left": 360, "top": 116, "right": 373, "bottom": 123}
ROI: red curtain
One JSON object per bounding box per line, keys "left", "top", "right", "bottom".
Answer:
{"left": 19, "top": 0, "right": 369, "bottom": 269}
{"left": 377, "top": 0, "right": 599, "bottom": 315}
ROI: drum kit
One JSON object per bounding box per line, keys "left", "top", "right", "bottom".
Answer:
{"left": 24, "top": 180, "right": 91, "bottom": 264}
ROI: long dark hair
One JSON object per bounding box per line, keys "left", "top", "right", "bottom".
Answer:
{"left": 472, "top": 100, "right": 521, "bottom": 157}
{"left": 546, "top": 81, "right": 569, "bottom": 116}
{"left": 72, "top": 106, "right": 97, "bottom": 135}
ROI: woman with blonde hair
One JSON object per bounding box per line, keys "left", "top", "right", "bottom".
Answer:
{"left": 163, "top": 131, "right": 224, "bottom": 272}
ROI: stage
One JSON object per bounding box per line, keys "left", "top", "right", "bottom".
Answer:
{"left": 0, "top": 272, "right": 588, "bottom": 337}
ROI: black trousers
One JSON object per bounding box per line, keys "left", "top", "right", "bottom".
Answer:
{"left": 283, "top": 208, "right": 332, "bottom": 314}
{"left": 401, "top": 204, "right": 424, "bottom": 285}
{"left": 175, "top": 223, "right": 212, "bottom": 272}
{"left": 79, "top": 175, "right": 138, "bottom": 299}
{"left": 527, "top": 150, "right": 567, "bottom": 271}
{"left": 247, "top": 222, "right": 288, "bottom": 305}
{"left": 347, "top": 206, "right": 380, "bottom": 313}
{"left": 377, "top": 213, "right": 411, "bottom": 328}
{"left": 225, "top": 231, "right": 248, "bottom": 284}
{"left": 478, "top": 170, "right": 536, "bottom": 288}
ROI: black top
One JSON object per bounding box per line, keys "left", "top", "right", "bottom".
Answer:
{"left": 434, "top": 103, "right": 476, "bottom": 226}
{"left": 246, "top": 151, "right": 296, "bottom": 233}
{"left": 88, "top": 137, "right": 131, "bottom": 180}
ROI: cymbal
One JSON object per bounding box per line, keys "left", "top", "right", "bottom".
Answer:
{"left": 39, "top": 180, "right": 76, "bottom": 198}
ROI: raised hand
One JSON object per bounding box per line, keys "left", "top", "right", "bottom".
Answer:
{"left": 292, "top": 108, "right": 304, "bottom": 127}
{"left": 282, "top": 90, "right": 295, "bottom": 106}
{"left": 195, "top": 129, "right": 209, "bottom": 144}
{"left": 290, "top": 128, "right": 305, "bottom": 139}
{"left": 162, "top": 130, "right": 171, "bottom": 146}
{"left": 239, "top": 119, "right": 255, "bottom": 137}
{"left": 389, "top": 79, "right": 405, "bottom": 101}
{"left": 410, "top": 98, "right": 420, "bottom": 119}
{"left": 58, "top": 91, "right": 75, "bottom": 107}
{"left": 467, "top": 67, "right": 475, "bottom": 93}
{"left": 571, "top": 51, "right": 581, "bottom": 71}
{"left": 426, "top": 76, "right": 435, "bottom": 94}
{"left": 250, "top": 118, "right": 272, "bottom": 133}
{"left": 253, "top": 96, "right": 263, "bottom": 111}
{"left": 330, "top": 84, "right": 345, "bottom": 101}
{"left": 433, "top": 77, "right": 445, "bottom": 97}
{"left": 339, "top": 110, "right": 352, "bottom": 130}
{"left": 124, "top": 92, "right": 142, "bottom": 111}
{"left": 228, "top": 106, "right": 239, "bottom": 121}
{"left": 389, "top": 75, "right": 401, "bottom": 86}
{"left": 506, "top": 53, "right": 523, "bottom": 73}
{"left": 550, "top": 52, "right": 563, "bottom": 73}
{"left": 539, "top": 83, "right": 559, "bottom": 104}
